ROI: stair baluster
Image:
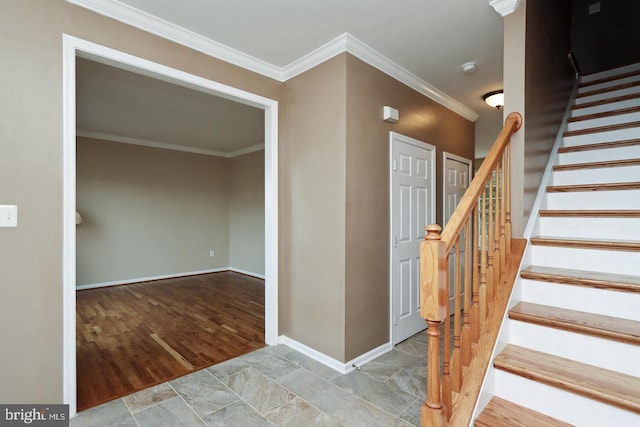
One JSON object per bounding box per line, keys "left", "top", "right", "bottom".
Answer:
{"left": 420, "top": 113, "right": 523, "bottom": 426}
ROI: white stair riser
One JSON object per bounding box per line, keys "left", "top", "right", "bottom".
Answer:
{"left": 575, "top": 85, "right": 640, "bottom": 104}
{"left": 578, "top": 74, "right": 640, "bottom": 94}
{"left": 581, "top": 63, "right": 640, "bottom": 83}
{"left": 550, "top": 165, "right": 640, "bottom": 185}
{"left": 530, "top": 245, "right": 640, "bottom": 276}
{"left": 544, "top": 189, "right": 640, "bottom": 210}
{"left": 566, "top": 111, "right": 640, "bottom": 131}
{"left": 563, "top": 127, "right": 640, "bottom": 145}
{"left": 484, "top": 71, "right": 640, "bottom": 425}
{"left": 508, "top": 320, "right": 640, "bottom": 376}
{"left": 536, "top": 217, "right": 640, "bottom": 240}
{"left": 562, "top": 133, "right": 640, "bottom": 149}
{"left": 494, "top": 370, "right": 640, "bottom": 427}
{"left": 572, "top": 97, "right": 640, "bottom": 117}
{"left": 521, "top": 279, "right": 640, "bottom": 321}
{"left": 558, "top": 146, "right": 640, "bottom": 163}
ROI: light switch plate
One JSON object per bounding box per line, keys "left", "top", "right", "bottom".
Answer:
{"left": 0, "top": 205, "right": 18, "bottom": 227}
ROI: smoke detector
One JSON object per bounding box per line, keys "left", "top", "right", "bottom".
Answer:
{"left": 461, "top": 62, "right": 478, "bottom": 74}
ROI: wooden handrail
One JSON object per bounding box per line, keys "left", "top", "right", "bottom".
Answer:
{"left": 440, "top": 113, "right": 522, "bottom": 253}
{"left": 420, "top": 112, "right": 523, "bottom": 427}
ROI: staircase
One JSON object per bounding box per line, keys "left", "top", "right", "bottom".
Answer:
{"left": 474, "top": 63, "right": 640, "bottom": 426}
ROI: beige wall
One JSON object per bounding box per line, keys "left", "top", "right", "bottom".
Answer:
{"left": 524, "top": 0, "right": 574, "bottom": 220}
{"left": 230, "top": 150, "right": 265, "bottom": 275}
{"left": 280, "top": 53, "right": 474, "bottom": 362}
{"left": 77, "top": 138, "right": 259, "bottom": 286}
{"left": 344, "top": 55, "right": 474, "bottom": 360}
{"left": 281, "top": 55, "right": 348, "bottom": 360}
{"left": 474, "top": 112, "right": 504, "bottom": 159}
{"left": 504, "top": 0, "right": 574, "bottom": 236}
{"left": 0, "top": 0, "right": 280, "bottom": 404}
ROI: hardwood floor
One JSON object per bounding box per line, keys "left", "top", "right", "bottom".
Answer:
{"left": 76, "top": 271, "right": 265, "bottom": 411}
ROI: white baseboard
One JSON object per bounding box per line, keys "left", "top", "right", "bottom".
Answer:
{"left": 348, "top": 341, "right": 393, "bottom": 371}
{"left": 278, "top": 335, "right": 392, "bottom": 375}
{"left": 228, "top": 267, "right": 265, "bottom": 279}
{"left": 75, "top": 268, "right": 229, "bottom": 290}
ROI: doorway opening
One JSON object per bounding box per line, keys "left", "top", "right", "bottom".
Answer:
{"left": 63, "top": 35, "right": 279, "bottom": 417}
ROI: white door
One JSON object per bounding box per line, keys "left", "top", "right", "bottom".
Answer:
{"left": 390, "top": 132, "right": 435, "bottom": 345}
{"left": 443, "top": 153, "right": 472, "bottom": 311}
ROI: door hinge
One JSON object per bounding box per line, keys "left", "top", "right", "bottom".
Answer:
{"left": 393, "top": 159, "right": 397, "bottom": 171}
{"left": 394, "top": 236, "right": 397, "bottom": 247}
{"left": 393, "top": 314, "right": 397, "bottom": 326}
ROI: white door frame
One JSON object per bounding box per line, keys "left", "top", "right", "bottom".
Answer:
{"left": 62, "top": 34, "right": 279, "bottom": 416}
{"left": 442, "top": 152, "right": 472, "bottom": 226}
{"left": 389, "top": 132, "right": 436, "bottom": 345}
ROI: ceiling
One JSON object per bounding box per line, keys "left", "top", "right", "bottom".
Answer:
{"left": 73, "top": 0, "right": 506, "bottom": 156}
{"left": 76, "top": 58, "right": 265, "bottom": 156}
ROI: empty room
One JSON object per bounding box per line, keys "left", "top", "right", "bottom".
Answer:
{"left": 74, "top": 57, "right": 267, "bottom": 410}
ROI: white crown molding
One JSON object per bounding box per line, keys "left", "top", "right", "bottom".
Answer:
{"left": 344, "top": 34, "right": 479, "bottom": 122}
{"left": 77, "top": 130, "right": 262, "bottom": 158}
{"left": 489, "top": 0, "right": 522, "bottom": 17}
{"left": 280, "top": 33, "right": 478, "bottom": 121}
{"left": 228, "top": 143, "right": 266, "bottom": 158}
{"left": 65, "top": 0, "right": 282, "bottom": 81}
{"left": 66, "top": 1, "right": 479, "bottom": 121}
{"left": 280, "top": 33, "right": 349, "bottom": 81}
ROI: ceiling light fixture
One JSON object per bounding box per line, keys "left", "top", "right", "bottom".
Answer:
{"left": 483, "top": 90, "right": 504, "bottom": 109}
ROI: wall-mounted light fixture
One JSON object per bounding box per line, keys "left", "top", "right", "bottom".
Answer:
{"left": 483, "top": 90, "right": 504, "bottom": 109}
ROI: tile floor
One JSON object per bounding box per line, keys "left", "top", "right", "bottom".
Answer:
{"left": 71, "top": 331, "right": 428, "bottom": 427}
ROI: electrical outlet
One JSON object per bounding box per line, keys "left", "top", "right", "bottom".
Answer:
{"left": 209, "top": 250, "right": 215, "bottom": 257}
{"left": 0, "top": 205, "right": 17, "bottom": 227}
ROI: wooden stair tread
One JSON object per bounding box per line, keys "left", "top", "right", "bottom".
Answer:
{"left": 509, "top": 302, "right": 640, "bottom": 345}
{"left": 531, "top": 236, "right": 640, "bottom": 251}
{"left": 547, "top": 182, "right": 640, "bottom": 192}
{"left": 563, "top": 121, "right": 640, "bottom": 138}
{"left": 553, "top": 158, "right": 640, "bottom": 171}
{"left": 474, "top": 397, "right": 572, "bottom": 427}
{"left": 568, "top": 106, "right": 640, "bottom": 123}
{"left": 572, "top": 92, "right": 640, "bottom": 111}
{"left": 580, "top": 70, "right": 640, "bottom": 89}
{"left": 521, "top": 265, "right": 640, "bottom": 292}
{"left": 539, "top": 209, "right": 640, "bottom": 217}
{"left": 558, "top": 138, "right": 640, "bottom": 153}
{"left": 494, "top": 345, "right": 640, "bottom": 413}
{"left": 576, "top": 80, "right": 640, "bottom": 98}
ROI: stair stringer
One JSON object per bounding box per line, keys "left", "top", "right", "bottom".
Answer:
{"left": 470, "top": 81, "right": 579, "bottom": 423}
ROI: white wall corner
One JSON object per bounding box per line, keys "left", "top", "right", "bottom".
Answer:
{"left": 489, "top": 0, "right": 522, "bottom": 17}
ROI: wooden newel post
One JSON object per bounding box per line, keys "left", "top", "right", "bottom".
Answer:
{"left": 421, "top": 224, "right": 447, "bottom": 427}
